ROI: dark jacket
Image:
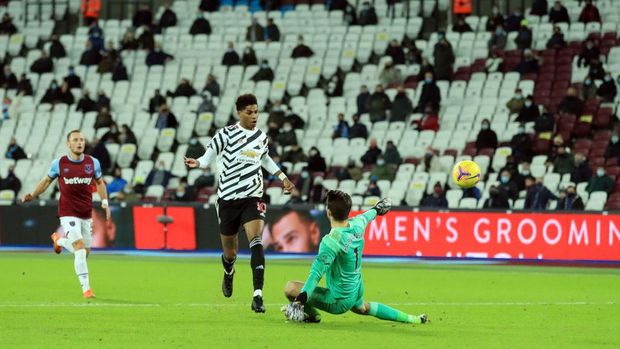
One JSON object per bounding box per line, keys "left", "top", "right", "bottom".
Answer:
{"left": 433, "top": 42, "right": 455, "bottom": 80}
{"left": 133, "top": 9, "right": 153, "bottom": 27}
{"left": 0, "top": 72, "right": 17, "bottom": 89}
{"left": 556, "top": 196, "right": 584, "bottom": 210}
{"left": 79, "top": 49, "right": 102, "bottom": 66}
{"left": 385, "top": 45, "right": 405, "bottom": 65}
{"left": 549, "top": 6, "right": 570, "bottom": 23}
{"left": 525, "top": 183, "right": 557, "bottom": 210}
{"left": 483, "top": 194, "right": 510, "bottom": 209}
{"left": 558, "top": 96, "right": 584, "bottom": 116}
{"left": 5, "top": 144, "right": 27, "bottom": 160}
{"left": 251, "top": 67, "right": 274, "bottom": 82}
{"left": 64, "top": 74, "right": 82, "bottom": 89}
{"left": 159, "top": 9, "right": 178, "bottom": 28}
{"left": 546, "top": 33, "right": 566, "bottom": 49}
{"left": 190, "top": 18, "right": 211, "bottom": 35}
{"left": 138, "top": 31, "right": 155, "bottom": 51}
{"left": 16, "top": 78, "right": 33, "bottom": 95}
{"left": 534, "top": 113, "right": 555, "bottom": 133}
{"left": 291, "top": 44, "right": 314, "bottom": 58}
{"left": 515, "top": 27, "right": 533, "bottom": 50}
{"left": 30, "top": 57, "right": 54, "bottom": 74}
{"left": 578, "top": 46, "right": 600, "bottom": 67}
{"left": 265, "top": 24, "right": 280, "bottom": 41}
{"left": 571, "top": 162, "right": 592, "bottom": 183}
{"left": 49, "top": 40, "right": 67, "bottom": 58}
{"left": 199, "top": 0, "right": 219, "bottom": 12}
{"left": 168, "top": 83, "right": 197, "bottom": 98}
{"left": 356, "top": 91, "right": 370, "bottom": 114}
{"left": 367, "top": 92, "right": 391, "bottom": 122}
{"left": 476, "top": 129, "right": 498, "bottom": 150}
{"left": 421, "top": 194, "right": 448, "bottom": 208}
{"left": 349, "top": 122, "right": 368, "bottom": 139}
{"left": 246, "top": 24, "right": 264, "bottom": 42}
{"left": 530, "top": 0, "right": 548, "bottom": 15}
{"left": 149, "top": 94, "right": 166, "bottom": 114}
{"left": 390, "top": 93, "right": 413, "bottom": 122}
{"left": 307, "top": 153, "right": 327, "bottom": 173}
{"left": 112, "top": 62, "right": 129, "bottom": 82}
{"left": 361, "top": 146, "right": 382, "bottom": 165}
{"left": 146, "top": 50, "right": 173, "bottom": 66}
{"left": 76, "top": 96, "right": 97, "bottom": 113}
{"left": 221, "top": 50, "right": 240, "bottom": 66}
{"left": 358, "top": 7, "right": 378, "bottom": 25}
{"left": 516, "top": 103, "right": 540, "bottom": 123}
{"left": 597, "top": 80, "right": 617, "bottom": 102}
{"left": 417, "top": 82, "right": 441, "bottom": 111}
{"left": 604, "top": 140, "right": 620, "bottom": 159}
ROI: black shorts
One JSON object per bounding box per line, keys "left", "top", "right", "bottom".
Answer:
{"left": 216, "top": 197, "right": 267, "bottom": 236}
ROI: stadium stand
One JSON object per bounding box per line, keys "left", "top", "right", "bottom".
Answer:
{"left": 0, "top": 0, "right": 619, "bottom": 211}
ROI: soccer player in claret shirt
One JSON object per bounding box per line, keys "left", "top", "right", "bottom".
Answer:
{"left": 282, "top": 190, "right": 427, "bottom": 324}
{"left": 22, "top": 130, "right": 111, "bottom": 298}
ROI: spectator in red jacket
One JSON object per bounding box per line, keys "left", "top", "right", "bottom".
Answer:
{"left": 578, "top": 0, "right": 601, "bottom": 23}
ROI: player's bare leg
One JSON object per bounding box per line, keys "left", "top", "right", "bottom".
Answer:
{"left": 351, "top": 301, "right": 427, "bottom": 324}
{"left": 244, "top": 219, "right": 265, "bottom": 313}
{"left": 50, "top": 233, "right": 62, "bottom": 254}
{"left": 220, "top": 234, "right": 238, "bottom": 298}
{"left": 72, "top": 239, "right": 94, "bottom": 298}
{"left": 283, "top": 281, "right": 321, "bottom": 322}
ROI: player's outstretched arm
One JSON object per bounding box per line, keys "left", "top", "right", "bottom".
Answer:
{"left": 261, "top": 154, "right": 295, "bottom": 194}
{"left": 350, "top": 198, "right": 392, "bottom": 229}
{"left": 21, "top": 175, "right": 53, "bottom": 203}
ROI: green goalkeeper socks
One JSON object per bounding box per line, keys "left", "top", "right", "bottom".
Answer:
{"left": 368, "top": 302, "right": 419, "bottom": 324}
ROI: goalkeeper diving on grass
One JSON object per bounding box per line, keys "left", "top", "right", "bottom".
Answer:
{"left": 282, "top": 190, "right": 428, "bottom": 324}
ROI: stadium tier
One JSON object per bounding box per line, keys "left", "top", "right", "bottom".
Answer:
{"left": 0, "top": 0, "right": 619, "bottom": 211}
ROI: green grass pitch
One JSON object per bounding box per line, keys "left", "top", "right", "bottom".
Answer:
{"left": 0, "top": 252, "right": 619, "bottom": 349}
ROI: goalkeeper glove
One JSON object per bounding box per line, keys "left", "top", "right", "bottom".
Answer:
{"left": 294, "top": 292, "right": 307, "bottom": 305}
{"left": 372, "top": 197, "right": 392, "bottom": 216}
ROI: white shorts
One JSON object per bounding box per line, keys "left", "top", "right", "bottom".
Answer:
{"left": 59, "top": 216, "right": 93, "bottom": 248}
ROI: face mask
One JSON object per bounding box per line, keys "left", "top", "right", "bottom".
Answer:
{"left": 51, "top": 83, "right": 58, "bottom": 89}
{"left": 605, "top": 76, "right": 612, "bottom": 82}
{"left": 111, "top": 127, "right": 117, "bottom": 133}
{"left": 585, "top": 79, "right": 592, "bottom": 85}
{"left": 123, "top": 187, "right": 132, "bottom": 194}
{"left": 597, "top": 169, "right": 605, "bottom": 177}
{"left": 377, "top": 159, "right": 385, "bottom": 166}
{"left": 515, "top": 94, "right": 523, "bottom": 99}
{"left": 521, "top": 170, "right": 530, "bottom": 176}
{"left": 587, "top": 44, "right": 593, "bottom": 49}
{"left": 301, "top": 172, "right": 309, "bottom": 179}
{"left": 283, "top": 126, "right": 292, "bottom": 132}
{"left": 612, "top": 136, "right": 619, "bottom": 144}
{"left": 500, "top": 176, "right": 509, "bottom": 184}
{"left": 525, "top": 101, "right": 532, "bottom": 107}
{"left": 482, "top": 124, "right": 489, "bottom": 130}
{"left": 495, "top": 28, "right": 503, "bottom": 35}
{"left": 189, "top": 138, "right": 198, "bottom": 145}
{"left": 309, "top": 150, "right": 317, "bottom": 157}
{"left": 518, "top": 127, "right": 525, "bottom": 134}
{"left": 425, "top": 78, "right": 432, "bottom": 83}
{"left": 261, "top": 63, "right": 268, "bottom": 69}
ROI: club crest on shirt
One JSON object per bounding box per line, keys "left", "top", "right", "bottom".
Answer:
{"left": 63, "top": 168, "right": 70, "bottom": 173}
{"left": 84, "top": 164, "right": 93, "bottom": 174}
{"left": 240, "top": 150, "right": 258, "bottom": 158}
{"left": 70, "top": 221, "right": 75, "bottom": 227}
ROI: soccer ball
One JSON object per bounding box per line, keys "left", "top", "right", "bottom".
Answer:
{"left": 452, "top": 160, "right": 482, "bottom": 189}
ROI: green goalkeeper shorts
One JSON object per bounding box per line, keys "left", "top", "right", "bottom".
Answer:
{"left": 308, "top": 284, "right": 365, "bottom": 315}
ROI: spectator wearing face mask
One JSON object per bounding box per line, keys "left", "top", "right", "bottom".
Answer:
{"left": 221, "top": 42, "right": 240, "bottom": 66}
{"left": 530, "top": 0, "right": 548, "bottom": 16}
{"left": 107, "top": 168, "right": 128, "bottom": 197}
{"left": 291, "top": 35, "right": 314, "bottom": 58}
{"left": 515, "top": 95, "right": 539, "bottom": 123}
{"left": 174, "top": 178, "right": 197, "bottom": 202}
{"left": 358, "top": 1, "right": 378, "bottom": 26}
{"left": 185, "top": 137, "right": 206, "bottom": 159}
{"left": 514, "top": 162, "right": 531, "bottom": 191}
{"left": 556, "top": 185, "right": 584, "bottom": 210}
{"left": 282, "top": 144, "right": 307, "bottom": 164}
{"left": 604, "top": 132, "right": 620, "bottom": 159}
{"left": 510, "top": 126, "right": 532, "bottom": 163}
{"left": 558, "top": 87, "right": 584, "bottom": 116}
{"left": 145, "top": 161, "right": 173, "bottom": 188}
{"left": 506, "top": 88, "right": 525, "bottom": 114}
{"left": 277, "top": 122, "right": 297, "bottom": 147}
{"left": 514, "top": 19, "right": 533, "bottom": 50}
{"left": 416, "top": 72, "right": 441, "bottom": 112}
{"left": 534, "top": 111, "right": 555, "bottom": 133}
{"left": 586, "top": 167, "right": 613, "bottom": 194}
{"left": 370, "top": 156, "right": 395, "bottom": 181}
{"left": 367, "top": 84, "right": 391, "bottom": 123}
{"left": 497, "top": 170, "right": 519, "bottom": 201}
{"left": 484, "top": 185, "right": 510, "bottom": 209}
{"left": 588, "top": 57, "right": 605, "bottom": 80}
{"left": 488, "top": 25, "right": 507, "bottom": 50}
{"left": 379, "top": 61, "right": 403, "bottom": 87}
{"left": 515, "top": 49, "right": 539, "bottom": 75}
{"left": 597, "top": 73, "right": 617, "bottom": 103}
{"left": 190, "top": 11, "right": 211, "bottom": 35}
{"left": 246, "top": 17, "right": 264, "bottom": 42}
{"left": 476, "top": 119, "right": 498, "bottom": 151}
{"left": 579, "top": 0, "right": 601, "bottom": 23}
{"left": 0, "top": 165, "right": 21, "bottom": 195}
{"left": 390, "top": 86, "right": 413, "bottom": 122}
{"left": 241, "top": 46, "right": 258, "bottom": 66}
{"left": 421, "top": 182, "right": 448, "bottom": 208}
{"left": 40, "top": 80, "right": 62, "bottom": 104}
{"left": 349, "top": 114, "right": 368, "bottom": 139}
{"left": 581, "top": 75, "right": 598, "bottom": 100}
{"left": 416, "top": 105, "right": 440, "bottom": 131}
{"left": 356, "top": 85, "right": 370, "bottom": 115}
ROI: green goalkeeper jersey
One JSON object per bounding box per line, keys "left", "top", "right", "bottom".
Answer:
{"left": 301, "top": 209, "right": 377, "bottom": 299}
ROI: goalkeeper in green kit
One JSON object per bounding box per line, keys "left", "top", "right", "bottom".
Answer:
{"left": 282, "top": 190, "right": 428, "bottom": 324}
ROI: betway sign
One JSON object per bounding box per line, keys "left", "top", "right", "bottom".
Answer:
{"left": 352, "top": 211, "right": 620, "bottom": 261}
{"left": 62, "top": 177, "right": 93, "bottom": 185}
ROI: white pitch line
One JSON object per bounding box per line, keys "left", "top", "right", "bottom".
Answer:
{"left": 0, "top": 301, "right": 616, "bottom": 308}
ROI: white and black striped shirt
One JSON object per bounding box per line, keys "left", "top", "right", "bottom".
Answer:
{"left": 197, "top": 123, "right": 281, "bottom": 201}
